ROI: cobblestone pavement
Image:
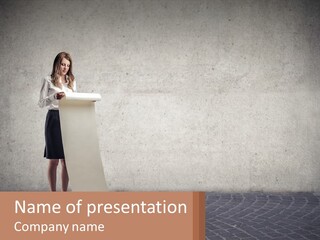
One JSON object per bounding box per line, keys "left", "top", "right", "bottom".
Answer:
{"left": 206, "top": 192, "right": 320, "bottom": 240}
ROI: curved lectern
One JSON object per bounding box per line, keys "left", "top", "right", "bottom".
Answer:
{"left": 59, "top": 92, "right": 107, "bottom": 191}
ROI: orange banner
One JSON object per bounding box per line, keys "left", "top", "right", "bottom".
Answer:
{"left": 0, "top": 192, "right": 204, "bottom": 240}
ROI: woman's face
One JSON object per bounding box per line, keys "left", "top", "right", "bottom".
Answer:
{"left": 59, "top": 58, "right": 70, "bottom": 76}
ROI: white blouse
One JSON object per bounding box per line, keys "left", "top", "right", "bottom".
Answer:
{"left": 38, "top": 75, "right": 77, "bottom": 110}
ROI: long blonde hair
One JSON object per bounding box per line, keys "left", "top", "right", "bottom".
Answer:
{"left": 51, "top": 52, "right": 75, "bottom": 90}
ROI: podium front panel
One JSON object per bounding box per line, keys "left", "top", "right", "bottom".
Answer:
{"left": 59, "top": 94, "right": 106, "bottom": 191}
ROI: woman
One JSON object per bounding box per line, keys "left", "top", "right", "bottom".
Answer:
{"left": 38, "top": 52, "right": 76, "bottom": 191}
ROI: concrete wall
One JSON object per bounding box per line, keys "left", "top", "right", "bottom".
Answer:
{"left": 1, "top": 0, "right": 319, "bottom": 192}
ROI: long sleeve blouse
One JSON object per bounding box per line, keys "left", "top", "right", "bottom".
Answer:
{"left": 38, "top": 75, "right": 77, "bottom": 110}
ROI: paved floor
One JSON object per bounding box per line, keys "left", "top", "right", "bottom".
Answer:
{"left": 206, "top": 192, "right": 320, "bottom": 240}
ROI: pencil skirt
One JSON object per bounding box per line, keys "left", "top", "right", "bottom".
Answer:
{"left": 44, "top": 110, "right": 65, "bottom": 159}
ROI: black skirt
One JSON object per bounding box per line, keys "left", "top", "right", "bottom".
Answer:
{"left": 44, "top": 110, "right": 65, "bottom": 159}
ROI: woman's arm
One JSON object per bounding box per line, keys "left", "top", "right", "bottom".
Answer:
{"left": 73, "top": 80, "right": 77, "bottom": 92}
{"left": 38, "top": 78, "right": 56, "bottom": 108}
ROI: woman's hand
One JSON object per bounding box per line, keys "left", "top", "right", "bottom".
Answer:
{"left": 55, "top": 92, "right": 65, "bottom": 100}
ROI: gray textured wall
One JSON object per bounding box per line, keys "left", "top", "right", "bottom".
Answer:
{"left": 0, "top": 0, "right": 319, "bottom": 192}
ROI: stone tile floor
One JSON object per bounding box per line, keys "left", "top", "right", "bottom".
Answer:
{"left": 206, "top": 192, "right": 320, "bottom": 240}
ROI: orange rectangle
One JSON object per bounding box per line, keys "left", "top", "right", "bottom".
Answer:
{"left": 0, "top": 192, "right": 204, "bottom": 240}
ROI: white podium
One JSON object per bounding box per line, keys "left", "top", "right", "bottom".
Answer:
{"left": 59, "top": 92, "right": 107, "bottom": 191}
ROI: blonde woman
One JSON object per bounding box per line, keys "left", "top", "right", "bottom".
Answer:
{"left": 38, "top": 52, "right": 76, "bottom": 191}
